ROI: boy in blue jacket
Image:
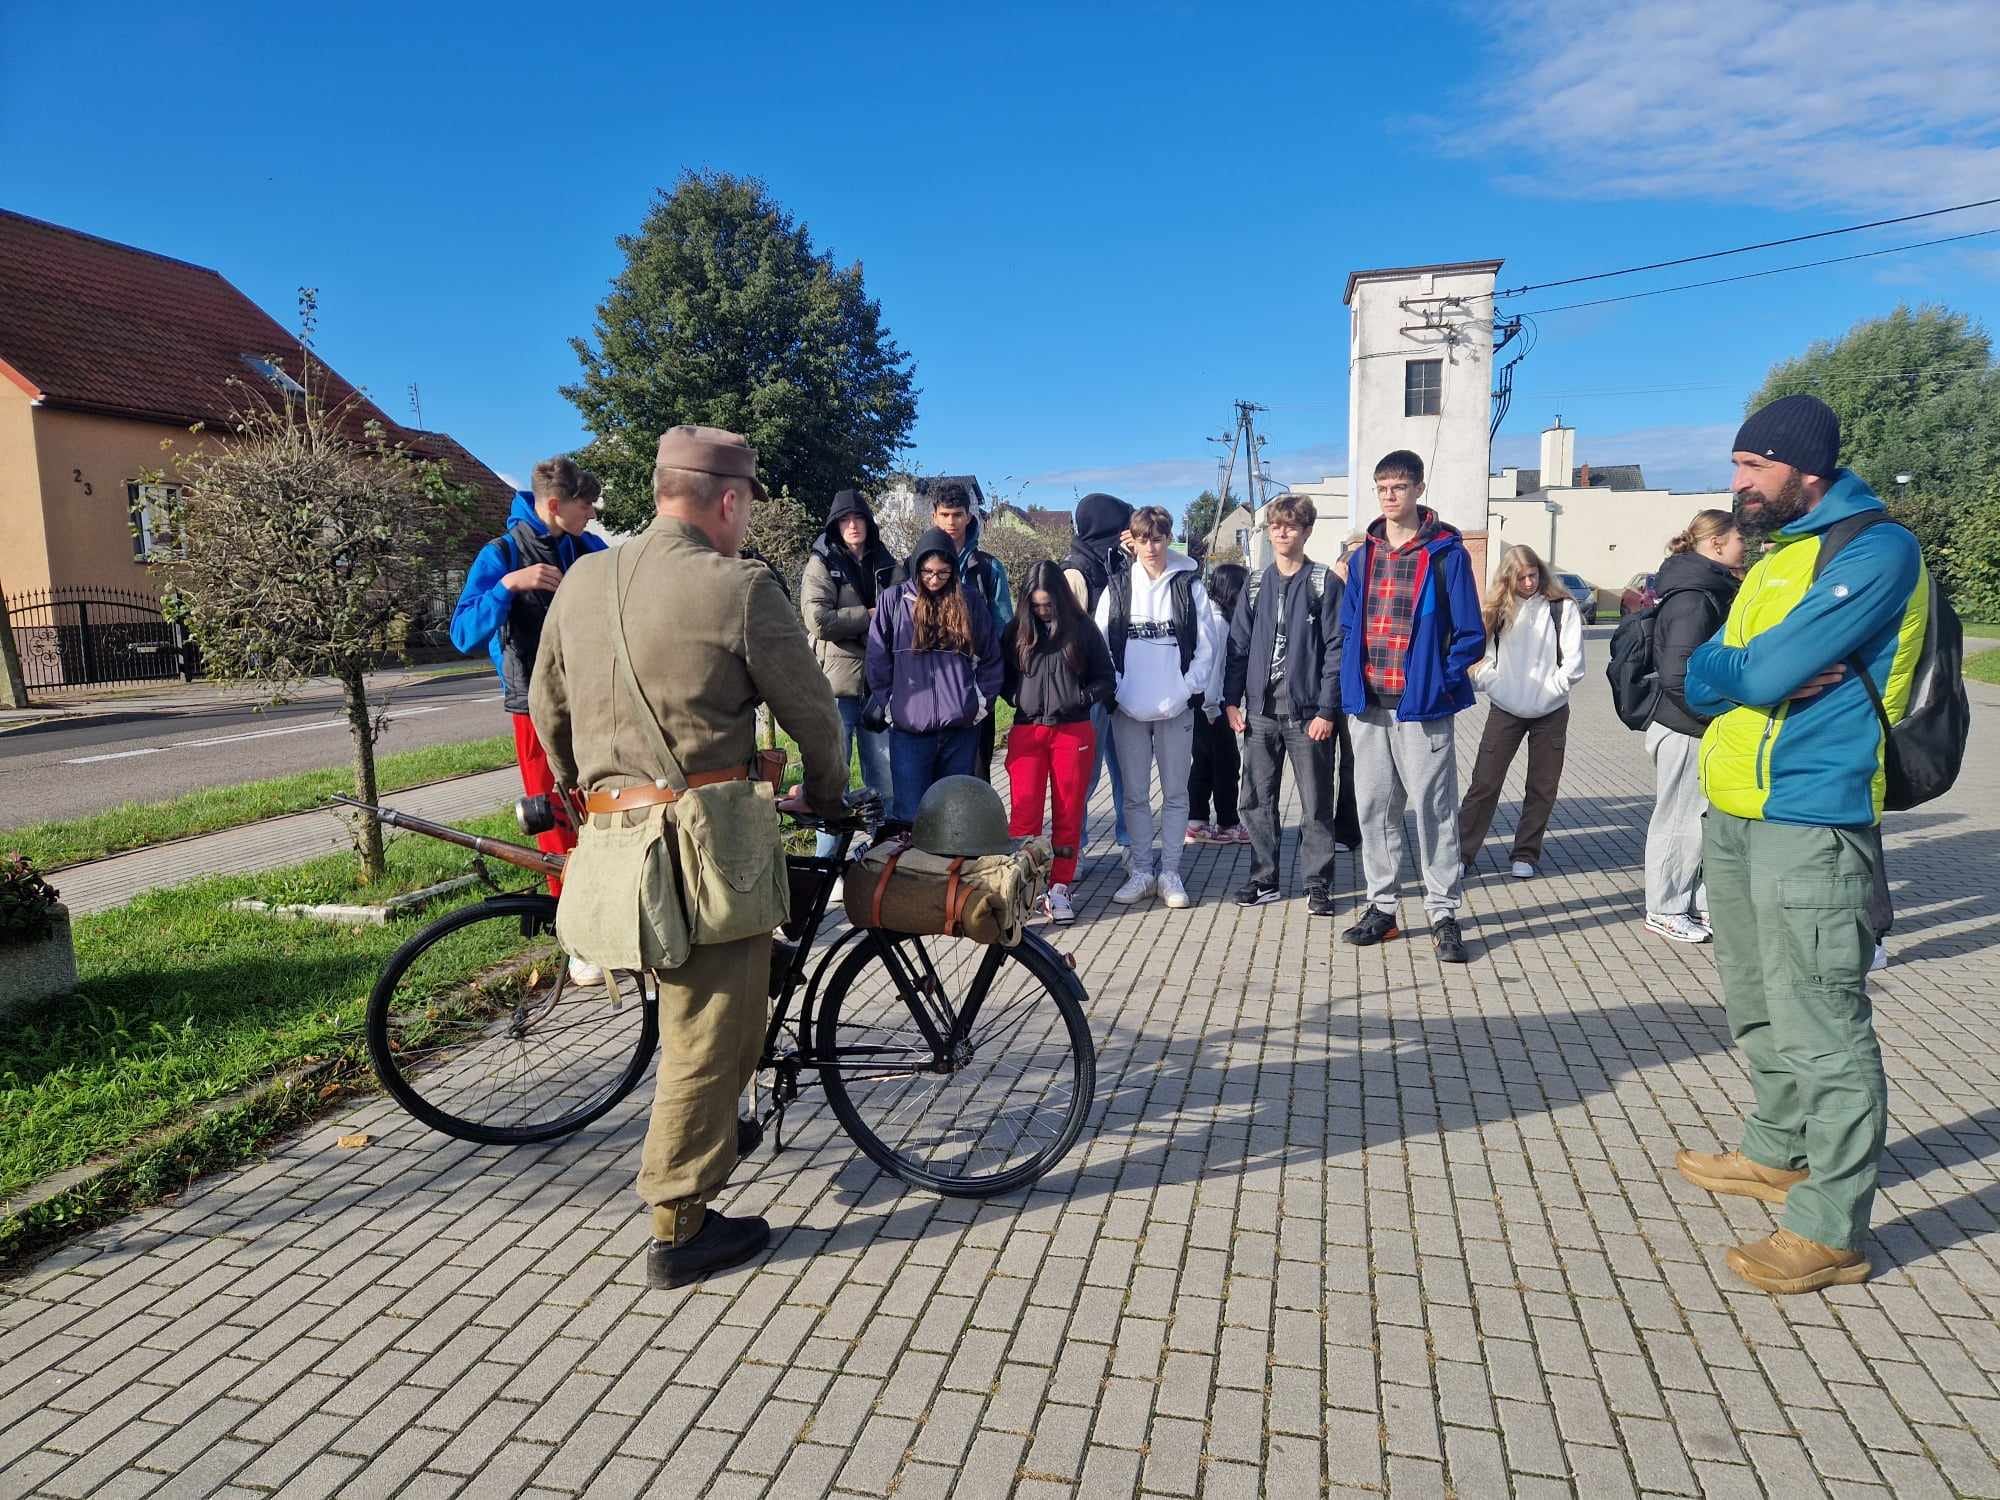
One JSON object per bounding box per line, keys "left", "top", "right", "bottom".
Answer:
{"left": 1337, "top": 450, "right": 1486, "bottom": 962}
{"left": 449, "top": 456, "right": 606, "bottom": 907}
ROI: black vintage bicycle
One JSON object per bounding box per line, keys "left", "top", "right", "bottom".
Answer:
{"left": 342, "top": 794, "right": 1095, "bottom": 1199}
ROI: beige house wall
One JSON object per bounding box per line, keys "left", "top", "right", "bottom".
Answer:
{"left": 1485, "top": 488, "right": 1731, "bottom": 605}
{"left": 29, "top": 407, "right": 219, "bottom": 597}
{"left": 0, "top": 383, "right": 52, "bottom": 597}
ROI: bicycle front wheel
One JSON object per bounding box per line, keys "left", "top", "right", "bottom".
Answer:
{"left": 816, "top": 929, "right": 1094, "bottom": 1197}
{"left": 365, "top": 894, "right": 658, "bottom": 1144}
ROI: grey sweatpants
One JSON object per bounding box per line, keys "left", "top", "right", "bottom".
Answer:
{"left": 1351, "top": 705, "right": 1463, "bottom": 920}
{"left": 1112, "top": 709, "right": 1194, "bottom": 877}
{"left": 1644, "top": 722, "right": 1707, "bottom": 917}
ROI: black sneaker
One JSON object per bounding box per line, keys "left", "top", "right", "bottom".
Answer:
{"left": 1306, "top": 885, "right": 1337, "bottom": 917}
{"left": 646, "top": 1210, "right": 772, "bottom": 1288}
{"left": 737, "top": 1116, "right": 763, "bottom": 1158}
{"left": 1342, "top": 908, "right": 1400, "bottom": 945}
{"left": 1235, "top": 881, "right": 1281, "bottom": 907}
{"left": 1433, "top": 916, "right": 1469, "bottom": 964}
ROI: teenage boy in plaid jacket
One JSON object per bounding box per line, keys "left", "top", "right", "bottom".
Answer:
{"left": 1336, "top": 450, "right": 1486, "bottom": 962}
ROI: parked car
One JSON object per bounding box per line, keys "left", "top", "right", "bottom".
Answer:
{"left": 1619, "top": 572, "right": 1659, "bottom": 618}
{"left": 1555, "top": 571, "right": 1598, "bottom": 624}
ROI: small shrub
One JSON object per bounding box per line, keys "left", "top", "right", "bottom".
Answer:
{"left": 0, "top": 853, "right": 63, "bottom": 945}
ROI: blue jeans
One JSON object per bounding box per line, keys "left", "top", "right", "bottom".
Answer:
{"left": 1088, "top": 701, "right": 1129, "bottom": 847}
{"left": 889, "top": 725, "right": 979, "bottom": 824}
{"left": 817, "top": 696, "right": 895, "bottom": 858}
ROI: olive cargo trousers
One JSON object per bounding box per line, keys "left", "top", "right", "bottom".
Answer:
{"left": 1704, "top": 811, "right": 1887, "bottom": 1251}
{"left": 639, "top": 934, "right": 770, "bottom": 1241}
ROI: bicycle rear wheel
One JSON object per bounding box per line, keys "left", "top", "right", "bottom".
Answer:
{"left": 365, "top": 894, "right": 657, "bottom": 1144}
{"left": 815, "top": 929, "right": 1094, "bottom": 1197}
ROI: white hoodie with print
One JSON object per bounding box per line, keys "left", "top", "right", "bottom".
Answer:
{"left": 1095, "top": 551, "right": 1216, "bottom": 722}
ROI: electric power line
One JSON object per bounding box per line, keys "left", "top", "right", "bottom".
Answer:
{"left": 1511, "top": 227, "right": 2000, "bottom": 316}
{"left": 1493, "top": 195, "right": 2000, "bottom": 300}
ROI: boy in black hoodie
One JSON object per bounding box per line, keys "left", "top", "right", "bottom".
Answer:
{"left": 1063, "top": 491, "right": 1135, "bottom": 859}
{"left": 801, "top": 489, "right": 899, "bottom": 854}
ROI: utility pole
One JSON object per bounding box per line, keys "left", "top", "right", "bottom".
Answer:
{"left": 1202, "top": 400, "right": 1268, "bottom": 567}
{"left": 408, "top": 383, "right": 423, "bottom": 429}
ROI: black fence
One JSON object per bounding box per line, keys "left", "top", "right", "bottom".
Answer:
{"left": 4, "top": 587, "right": 197, "bottom": 691}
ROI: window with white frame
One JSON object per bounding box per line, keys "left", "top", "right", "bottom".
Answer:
{"left": 1404, "top": 358, "right": 1443, "bottom": 417}
{"left": 128, "top": 482, "right": 185, "bottom": 561}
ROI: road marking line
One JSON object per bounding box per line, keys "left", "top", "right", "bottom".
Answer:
{"left": 64, "top": 748, "right": 165, "bottom": 765}
{"left": 61, "top": 704, "right": 455, "bottom": 763}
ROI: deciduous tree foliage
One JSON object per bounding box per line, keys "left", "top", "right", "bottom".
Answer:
{"left": 565, "top": 172, "right": 919, "bottom": 535}
{"left": 1748, "top": 305, "right": 2000, "bottom": 593}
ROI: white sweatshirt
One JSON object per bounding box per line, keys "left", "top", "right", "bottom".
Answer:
{"left": 1471, "top": 593, "right": 1586, "bottom": 718}
{"left": 1095, "top": 551, "right": 1216, "bottom": 722}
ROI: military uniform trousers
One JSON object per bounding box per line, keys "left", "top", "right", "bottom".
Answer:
{"left": 1704, "top": 811, "right": 1887, "bottom": 1251}
{"left": 639, "top": 934, "right": 771, "bottom": 1241}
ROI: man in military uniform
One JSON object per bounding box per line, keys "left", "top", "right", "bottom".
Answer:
{"left": 531, "top": 426, "right": 846, "bottom": 1287}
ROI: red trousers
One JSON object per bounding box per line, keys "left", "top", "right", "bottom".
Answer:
{"left": 1005, "top": 719, "right": 1095, "bottom": 886}
{"left": 512, "top": 713, "right": 577, "bottom": 896}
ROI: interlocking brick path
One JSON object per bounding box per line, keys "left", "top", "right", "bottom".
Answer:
{"left": 7, "top": 642, "right": 2000, "bottom": 1498}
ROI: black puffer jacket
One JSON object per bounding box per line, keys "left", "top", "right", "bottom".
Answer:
{"left": 1650, "top": 550, "right": 1742, "bottom": 736}
{"left": 1004, "top": 618, "right": 1117, "bottom": 725}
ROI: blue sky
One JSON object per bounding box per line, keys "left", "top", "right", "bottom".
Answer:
{"left": 5, "top": 0, "right": 1998, "bottom": 512}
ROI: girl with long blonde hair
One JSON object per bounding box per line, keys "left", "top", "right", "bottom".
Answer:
{"left": 1457, "top": 544, "right": 1587, "bottom": 878}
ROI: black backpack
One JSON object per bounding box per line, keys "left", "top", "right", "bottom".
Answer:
{"left": 1605, "top": 589, "right": 1713, "bottom": 731}
{"left": 1106, "top": 568, "right": 1199, "bottom": 675}
{"left": 1813, "top": 512, "right": 1968, "bottom": 811}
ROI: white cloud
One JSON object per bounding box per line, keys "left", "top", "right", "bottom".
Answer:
{"left": 1464, "top": 0, "right": 2000, "bottom": 213}
{"left": 496, "top": 469, "right": 523, "bottom": 490}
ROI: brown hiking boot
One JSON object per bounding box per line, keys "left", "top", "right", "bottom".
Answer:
{"left": 1675, "top": 1148, "right": 1808, "bottom": 1206}
{"left": 1725, "top": 1228, "right": 1870, "bottom": 1294}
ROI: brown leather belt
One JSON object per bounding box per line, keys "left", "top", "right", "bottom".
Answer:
{"left": 582, "top": 766, "right": 747, "bottom": 815}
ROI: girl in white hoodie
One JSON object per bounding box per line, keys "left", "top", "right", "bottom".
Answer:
{"left": 1094, "top": 508, "right": 1216, "bottom": 908}
{"left": 1457, "top": 544, "right": 1586, "bottom": 878}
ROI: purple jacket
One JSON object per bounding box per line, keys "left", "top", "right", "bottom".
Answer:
{"left": 865, "top": 580, "right": 1004, "bottom": 735}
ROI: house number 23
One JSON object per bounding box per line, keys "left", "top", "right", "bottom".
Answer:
{"left": 72, "top": 467, "right": 93, "bottom": 497}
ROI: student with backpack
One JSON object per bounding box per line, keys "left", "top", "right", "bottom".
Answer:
{"left": 1675, "top": 394, "right": 1963, "bottom": 1297}
{"left": 1221, "top": 496, "right": 1353, "bottom": 913}
{"left": 1456, "top": 544, "right": 1586, "bottom": 879}
{"left": 1064, "top": 492, "right": 1135, "bottom": 856}
{"left": 1632, "top": 510, "right": 1744, "bottom": 943}
{"left": 865, "top": 528, "right": 1005, "bottom": 826}
{"left": 449, "top": 457, "right": 607, "bottom": 929}
{"left": 1188, "top": 562, "right": 1249, "bottom": 846}
{"left": 1094, "top": 506, "right": 1216, "bottom": 909}
{"left": 1003, "top": 561, "right": 1117, "bottom": 924}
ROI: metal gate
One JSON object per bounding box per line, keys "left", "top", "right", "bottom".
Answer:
{"left": 3, "top": 587, "right": 197, "bottom": 690}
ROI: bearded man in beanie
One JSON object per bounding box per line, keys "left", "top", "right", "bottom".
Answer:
{"left": 531, "top": 425, "right": 845, "bottom": 1287}
{"left": 1676, "top": 393, "right": 1931, "bottom": 1294}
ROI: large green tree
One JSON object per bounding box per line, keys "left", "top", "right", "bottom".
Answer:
{"left": 565, "top": 172, "right": 920, "bottom": 535}
{"left": 1180, "top": 488, "right": 1239, "bottom": 557}
{"left": 1747, "top": 305, "right": 2000, "bottom": 585}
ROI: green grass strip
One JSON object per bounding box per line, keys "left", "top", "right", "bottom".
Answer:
{"left": 4, "top": 734, "right": 520, "bottom": 871}
{"left": 1967, "top": 646, "right": 2000, "bottom": 687}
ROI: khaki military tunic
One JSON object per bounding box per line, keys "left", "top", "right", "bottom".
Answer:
{"left": 529, "top": 512, "right": 844, "bottom": 1235}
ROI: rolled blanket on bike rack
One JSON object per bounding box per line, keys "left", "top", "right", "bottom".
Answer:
{"left": 843, "top": 837, "right": 1052, "bottom": 948}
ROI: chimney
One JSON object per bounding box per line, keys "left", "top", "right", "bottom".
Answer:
{"left": 1579, "top": 462, "right": 1593, "bottom": 488}
{"left": 1539, "top": 418, "right": 1575, "bottom": 493}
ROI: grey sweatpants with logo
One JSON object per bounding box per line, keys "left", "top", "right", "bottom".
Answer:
{"left": 1351, "top": 705, "right": 1464, "bottom": 921}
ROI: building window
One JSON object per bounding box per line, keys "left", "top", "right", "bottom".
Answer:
{"left": 129, "top": 482, "right": 185, "bottom": 561}
{"left": 1404, "top": 359, "right": 1443, "bottom": 417}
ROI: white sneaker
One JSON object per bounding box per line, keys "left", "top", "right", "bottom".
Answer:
{"left": 1510, "top": 861, "right": 1536, "bottom": 879}
{"left": 567, "top": 956, "right": 604, "bottom": 987}
{"left": 1113, "top": 871, "right": 1157, "bottom": 905}
{"left": 1158, "top": 873, "right": 1190, "bottom": 909}
{"left": 1045, "top": 885, "right": 1076, "bottom": 924}
{"left": 1645, "top": 912, "right": 1711, "bottom": 945}
{"left": 1871, "top": 944, "right": 1888, "bottom": 972}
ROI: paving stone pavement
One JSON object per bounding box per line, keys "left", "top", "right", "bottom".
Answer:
{"left": 6, "top": 641, "right": 2000, "bottom": 1499}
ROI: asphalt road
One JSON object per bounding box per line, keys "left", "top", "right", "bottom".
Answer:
{"left": 0, "top": 670, "right": 512, "bottom": 828}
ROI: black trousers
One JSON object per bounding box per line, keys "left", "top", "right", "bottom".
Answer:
{"left": 975, "top": 712, "right": 997, "bottom": 782}
{"left": 1239, "top": 712, "right": 1358, "bottom": 890}
{"left": 1188, "top": 712, "right": 1241, "bottom": 826}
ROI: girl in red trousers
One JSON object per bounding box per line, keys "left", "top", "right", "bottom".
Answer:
{"left": 1003, "top": 561, "right": 1117, "bottom": 924}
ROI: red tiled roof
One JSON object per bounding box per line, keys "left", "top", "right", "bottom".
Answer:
{"left": 0, "top": 209, "right": 511, "bottom": 509}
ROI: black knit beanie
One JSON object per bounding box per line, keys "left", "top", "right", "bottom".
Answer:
{"left": 1733, "top": 394, "right": 1841, "bottom": 477}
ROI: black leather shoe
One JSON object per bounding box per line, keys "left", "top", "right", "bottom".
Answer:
{"left": 737, "top": 1115, "right": 763, "bottom": 1158}
{"left": 1342, "top": 908, "right": 1400, "bottom": 945}
{"left": 1235, "top": 881, "right": 1281, "bottom": 907}
{"left": 646, "top": 1210, "right": 772, "bottom": 1288}
{"left": 1433, "top": 916, "right": 1469, "bottom": 964}
{"left": 1306, "top": 885, "right": 1337, "bottom": 917}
